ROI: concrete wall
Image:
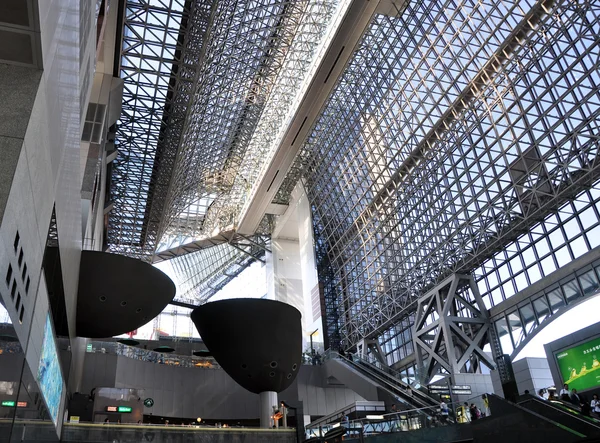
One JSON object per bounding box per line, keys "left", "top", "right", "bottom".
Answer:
{"left": 491, "top": 357, "right": 553, "bottom": 398}
{"left": 0, "top": 0, "right": 94, "bottom": 437}
{"left": 79, "top": 353, "right": 365, "bottom": 420}
{"left": 0, "top": 0, "right": 93, "bottom": 380}
{"left": 452, "top": 373, "right": 494, "bottom": 412}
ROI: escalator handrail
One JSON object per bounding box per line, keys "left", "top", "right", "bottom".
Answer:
{"left": 519, "top": 396, "right": 600, "bottom": 429}
{"left": 337, "top": 354, "right": 435, "bottom": 411}
{"left": 349, "top": 355, "right": 439, "bottom": 407}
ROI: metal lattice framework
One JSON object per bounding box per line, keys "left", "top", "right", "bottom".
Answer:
{"left": 286, "top": 0, "right": 600, "bottom": 354}
{"left": 414, "top": 275, "right": 495, "bottom": 383}
{"left": 109, "top": 0, "right": 341, "bottom": 302}
{"left": 169, "top": 236, "right": 269, "bottom": 304}
{"left": 109, "top": 0, "right": 205, "bottom": 259}
{"left": 157, "top": 0, "right": 341, "bottom": 248}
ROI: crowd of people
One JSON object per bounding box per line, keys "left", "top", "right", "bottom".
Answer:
{"left": 551, "top": 383, "right": 600, "bottom": 418}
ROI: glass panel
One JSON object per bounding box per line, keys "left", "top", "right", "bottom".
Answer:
{"left": 578, "top": 269, "right": 599, "bottom": 295}
{"left": 546, "top": 288, "right": 565, "bottom": 313}
{"left": 562, "top": 279, "right": 581, "bottom": 303}
{"left": 507, "top": 311, "right": 524, "bottom": 348}
{"left": 519, "top": 304, "right": 537, "bottom": 336}
{"left": 495, "top": 317, "right": 514, "bottom": 354}
{"left": 533, "top": 295, "right": 550, "bottom": 323}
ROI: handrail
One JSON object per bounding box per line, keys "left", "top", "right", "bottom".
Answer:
{"left": 520, "top": 396, "right": 600, "bottom": 427}
{"left": 330, "top": 351, "right": 438, "bottom": 410}
{"left": 84, "top": 340, "right": 221, "bottom": 369}
{"left": 306, "top": 392, "right": 491, "bottom": 439}
{"left": 305, "top": 401, "right": 458, "bottom": 438}
{"left": 351, "top": 355, "right": 439, "bottom": 407}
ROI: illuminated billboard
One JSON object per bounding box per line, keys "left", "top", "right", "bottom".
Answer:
{"left": 555, "top": 335, "right": 600, "bottom": 392}
{"left": 37, "top": 314, "right": 64, "bottom": 425}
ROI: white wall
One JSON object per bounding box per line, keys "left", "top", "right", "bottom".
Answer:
{"left": 79, "top": 353, "right": 364, "bottom": 420}
{"left": 491, "top": 357, "right": 553, "bottom": 398}
{"left": 451, "top": 373, "right": 494, "bottom": 413}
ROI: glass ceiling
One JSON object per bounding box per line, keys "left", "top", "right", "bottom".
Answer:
{"left": 108, "top": 0, "right": 347, "bottom": 303}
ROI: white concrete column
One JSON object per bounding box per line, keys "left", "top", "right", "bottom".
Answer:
{"left": 296, "top": 184, "right": 323, "bottom": 341}
{"left": 266, "top": 183, "right": 322, "bottom": 350}
{"left": 259, "top": 391, "right": 278, "bottom": 428}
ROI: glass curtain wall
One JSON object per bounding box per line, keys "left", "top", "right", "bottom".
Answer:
{"left": 299, "top": 0, "right": 600, "bottom": 365}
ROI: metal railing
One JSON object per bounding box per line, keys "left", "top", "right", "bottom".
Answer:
{"left": 325, "top": 351, "right": 440, "bottom": 412}
{"left": 85, "top": 341, "right": 220, "bottom": 369}
{"left": 306, "top": 393, "right": 492, "bottom": 440}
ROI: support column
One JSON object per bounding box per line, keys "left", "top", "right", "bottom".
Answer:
{"left": 266, "top": 183, "right": 322, "bottom": 350}
{"left": 259, "top": 391, "right": 278, "bottom": 428}
{"left": 413, "top": 274, "right": 496, "bottom": 384}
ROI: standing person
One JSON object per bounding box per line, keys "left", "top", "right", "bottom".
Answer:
{"left": 390, "top": 403, "right": 400, "bottom": 430}
{"left": 559, "top": 384, "right": 570, "bottom": 401}
{"left": 469, "top": 404, "right": 479, "bottom": 421}
{"left": 538, "top": 389, "right": 546, "bottom": 400}
{"left": 482, "top": 394, "right": 490, "bottom": 417}
{"left": 581, "top": 399, "right": 592, "bottom": 417}
{"left": 457, "top": 402, "right": 470, "bottom": 423}
{"left": 571, "top": 389, "right": 582, "bottom": 407}
{"left": 591, "top": 394, "right": 600, "bottom": 418}
{"left": 439, "top": 400, "right": 449, "bottom": 425}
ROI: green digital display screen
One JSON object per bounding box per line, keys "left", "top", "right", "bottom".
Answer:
{"left": 555, "top": 335, "right": 600, "bottom": 392}
{"left": 1, "top": 401, "right": 15, "bottom": 407}
{"left": 118, "top": 406, "right": 132, "bottom": 413}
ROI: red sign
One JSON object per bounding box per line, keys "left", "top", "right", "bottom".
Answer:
{"left": 17, "top": 401, "right": 27, "bottom": 408}
{"left": 106, "top": 406, "right": 117, "bottom": 412}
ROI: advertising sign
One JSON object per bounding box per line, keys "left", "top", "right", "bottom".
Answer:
{"left": 555, "top": 335, "right": 600, "bottom": 392}
{"left": 37, "top": 314, "right": 64, "bottom": 426}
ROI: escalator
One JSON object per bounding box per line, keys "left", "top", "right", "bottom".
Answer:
{"left": 517, "top": 396, "right": 600, "bottom": 438}
{"left": 324, "top": 352, "right": 442, "bottom": 422}
{"left": 343, "top": 354, "right": 440, "bottom": 410}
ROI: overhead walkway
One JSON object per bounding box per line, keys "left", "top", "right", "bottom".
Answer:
{"left": 324, "top": 352, "right": 441, "bottom": 414}
{"left": 517, "top": 396, "right": 600, "bottom": 439}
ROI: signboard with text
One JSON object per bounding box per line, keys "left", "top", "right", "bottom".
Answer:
{"left": 555, "top": 335, "right": 600, "bottom": 392}
{"left": 428, "top": 384, "right": 471, "bottom": 395}
{"left": 106, "top": 405, "right": 133, "bottom": 413}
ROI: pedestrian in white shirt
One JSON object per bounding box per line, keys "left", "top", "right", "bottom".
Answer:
{"left": 591, "top": 394, "right": 600, "bottom": 418}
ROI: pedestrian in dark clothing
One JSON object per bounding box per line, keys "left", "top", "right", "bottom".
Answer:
{"left": 469, "top": 404, "right": 479, "bottom": 421}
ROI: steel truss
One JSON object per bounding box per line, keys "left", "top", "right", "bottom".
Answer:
{"left": 109, "top": 0, "right": 206, "bottom": 260}
{"left": 109, "top": 0, "right": 342, "bottom": 305}
{"left": 414, "top": 275, "right": 495, "bottom": 384}
{"left": 157, "top": 0, "right": 339, "bottom": 250}
{"left": 289, "top": 0, "right": 600, "bottom": 355}
{"left": 169, "top": 235, "right": 269, "bottom": 305}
